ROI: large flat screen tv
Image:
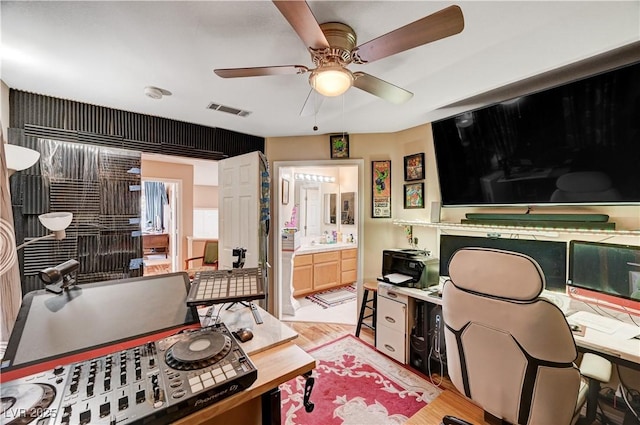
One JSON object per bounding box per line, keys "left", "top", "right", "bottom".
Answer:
{"left": 432, "top": 61, "right": 640, "bottom": 207}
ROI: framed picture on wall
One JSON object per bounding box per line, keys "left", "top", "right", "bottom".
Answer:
{"left": 372, "top": 160, "right": 391, "bottom": 218}
{"left": 404, "top": 153, "right": 425, "bottom": 181}
{"left": 404, "top": 182, "right": 424, "bottom": 209}
{"left": 330, "top": 134, "right": 349, "bottom": 159}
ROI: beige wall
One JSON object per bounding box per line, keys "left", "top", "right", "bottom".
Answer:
{"left": 193, "top": 185, "right": 218, "bottom": 208}
{"left": 142, "top": 159, "right": 194, "bottom": 270}
{"left": 267, "top": 129, "right": 437, "bottom": 280}
{"left": 267, "top": 124, "right": 640, "bottom": 285}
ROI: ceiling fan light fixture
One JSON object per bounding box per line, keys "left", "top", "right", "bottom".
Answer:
{"left": 310, "top": 65, "right": 353, "bottom": 97}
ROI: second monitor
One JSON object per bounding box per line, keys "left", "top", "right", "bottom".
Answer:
{"left": 439, "top": 235, "right": 567, "bottom": 292}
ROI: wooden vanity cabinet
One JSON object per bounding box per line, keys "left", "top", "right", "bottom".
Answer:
{"left": 341, "top": 248, "right": 357, "bottom": 285}
{"left": 312, "top": 251, "right": 341, "bottom": 291}
{"left": 292, "top": 248, "right": 357, "bottom": 296}
{"left": 292, "top": 254, "right": 314, "bottom": 296}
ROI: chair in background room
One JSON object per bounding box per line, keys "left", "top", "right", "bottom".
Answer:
{"left": 442, "top": 247, "right": 612, "bottom": 425}
{"left": 185, "top": 240, "right": 219, "bottom": 276}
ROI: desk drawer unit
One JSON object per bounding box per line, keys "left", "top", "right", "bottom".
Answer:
{"left": 377, "top": 323, "right": 407, "bottom": 363}
{"left": 378, "top": 284, "right": 409, "bottom": 304}
{"left": 378, "top": 295, "right": 407, "bottom": 334}
{"left": 376, "top": 283, "right": 413, "bottom": 364}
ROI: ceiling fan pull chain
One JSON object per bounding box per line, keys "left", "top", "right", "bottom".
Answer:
{"left": 342, "top": 94, "right": 346, "bottom": 138}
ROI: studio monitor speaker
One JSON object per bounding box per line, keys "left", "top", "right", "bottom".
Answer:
{"left": 430, "top": 201, "right": 441, "bottom": 223}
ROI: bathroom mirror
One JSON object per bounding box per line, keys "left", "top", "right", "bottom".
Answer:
{"left": 341, "top": 192, "right": 356, "bottom": 225}
{"left": 324, "top": 193, "right": 337, "bottom": 224}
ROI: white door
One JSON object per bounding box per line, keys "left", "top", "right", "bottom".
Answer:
{"left": 304, "top": 187, "right": 321, "bottom": 236}
{"left": 218, "top": 152, "right": 260, "bottom": 270}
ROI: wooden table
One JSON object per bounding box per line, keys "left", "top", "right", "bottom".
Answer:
{"left": 174, "top": 305, "right": 316, "bottom": 425}
{"left": 143, "top": 233, "right": 169, "bottom": 257}
{"left": 406, "top": 390, "right": 491, "bottom": 425}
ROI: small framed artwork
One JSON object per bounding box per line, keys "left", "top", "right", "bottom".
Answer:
{"left": 282, "top": 179, "right": 290, "bottom": 205}
{"left": 372, "top": 160, "right": 391, "bottom": 218}
{"left": 404, "top": 182, "right": 424, "bottom": 209}
{"left": 404, "top": 153, "right": 425, "bottom": 181}
{"left": 330, "top": 134, "right": 349, "bottom": 159}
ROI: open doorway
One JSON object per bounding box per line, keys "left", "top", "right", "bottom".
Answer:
{"left": 273, "top": 159, "right": 364, "bottom": 322}
{"left": 141, "top": 180, "right": 179, "bottom": 275}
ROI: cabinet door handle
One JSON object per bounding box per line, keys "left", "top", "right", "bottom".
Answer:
{"left": 384, "top": 344, "right": 395, "bottom": 352}
{"left": 385, "top": 316, "right": 395, "bottom": 324}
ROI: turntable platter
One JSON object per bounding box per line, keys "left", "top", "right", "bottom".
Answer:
{"left": 0, "top": 383, "right": 55, "bottom": 425}
{"left": 165, "top": 330, "right": 232, "bottom": 370}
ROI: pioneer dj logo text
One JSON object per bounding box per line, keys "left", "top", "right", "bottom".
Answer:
{"left": 3, "top": 407, "right": 58, "bottom": 420}
{"left": 193, "top": 384, "right": 239, "bottom": 407}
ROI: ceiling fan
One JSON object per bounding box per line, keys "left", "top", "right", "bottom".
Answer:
{"left": 214, "top": 1, "right": 464, "bottom": 112}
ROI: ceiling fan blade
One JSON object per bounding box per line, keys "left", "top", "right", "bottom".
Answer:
{"left": 353, "top": 5, "right": 464, "bottom": 64}
{"left": 214, "top": 65, "right": 309, "bottom": 78}
{"left": 272, "top": 0, "right": 330, "bottom": 50}
{"left": 299, "top": 88, "right": 325, "bottom": 117}
{"left": 353, "top": 72, "right": 413, "bottom": 104}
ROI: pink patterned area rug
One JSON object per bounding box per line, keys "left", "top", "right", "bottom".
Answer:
{"left": 280, "top": 335, "right": 441, "bottom": 424}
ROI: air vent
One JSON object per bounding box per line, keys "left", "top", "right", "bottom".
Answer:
{"left": 207, "top": 102, "right": 251, "bottom": 117}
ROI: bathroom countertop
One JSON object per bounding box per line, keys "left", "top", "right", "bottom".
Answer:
{"left": 294, "top": 242, "right": 357, "bottom": 255}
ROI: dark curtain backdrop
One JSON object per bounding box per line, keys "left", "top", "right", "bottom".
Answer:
{"left": 10, "top": 133, "right": 143, "bottom": 294}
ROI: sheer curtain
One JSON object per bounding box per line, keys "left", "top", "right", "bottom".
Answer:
{"left": 144, "top": 181, "right": 168, "bottom": 231}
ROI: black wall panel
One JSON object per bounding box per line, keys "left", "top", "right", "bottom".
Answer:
{"left": 9, "top": 89, "right": 265, "bottom": 295}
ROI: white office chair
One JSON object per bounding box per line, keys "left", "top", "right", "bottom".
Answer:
{"left": 442, "top": 248, "right": 612, "bottom": 425}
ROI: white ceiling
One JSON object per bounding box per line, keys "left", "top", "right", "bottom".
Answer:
{"left": 1, "top": 1, "right": 639, "bottom": 139}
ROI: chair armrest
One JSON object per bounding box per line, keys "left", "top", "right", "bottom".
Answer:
{"left": 579, "top": 353, "right": 612, "bottom": 383}
{"left": 184, "top": 256, "right": 204, "bottom": 269}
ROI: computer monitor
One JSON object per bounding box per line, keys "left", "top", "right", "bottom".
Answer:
{"left": 3, "top": 272, "right": 199, "bottom": 370}
{"left": 568, "top": 240, "right": 640, "bottom": 315}
{"left": 439, "top": 235, "right": 567, "bottom": 292}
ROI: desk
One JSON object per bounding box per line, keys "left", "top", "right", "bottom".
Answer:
{"left": 378, "top": 282, "right": 640, "bottom": 370}
{"left": 174, "top": 305, "right": 316, "bottom": 424}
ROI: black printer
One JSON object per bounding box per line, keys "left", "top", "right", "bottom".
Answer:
{"left": 379, "top": 249, "right": 439, "bottom": 289}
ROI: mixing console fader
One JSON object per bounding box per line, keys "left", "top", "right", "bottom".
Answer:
{"left": 0, "top": 323, "right": 257, "bottom": 425}
{"left": 55, "top": 342, "right": 162, "bottom": 425}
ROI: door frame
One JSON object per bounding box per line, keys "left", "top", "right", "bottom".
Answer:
{"left": 272, "top": 159, "right": 364, "bottom": 319}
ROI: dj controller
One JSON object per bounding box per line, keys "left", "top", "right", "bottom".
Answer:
{"left": 0, "top": 323, "right": 257, "bottom": 425}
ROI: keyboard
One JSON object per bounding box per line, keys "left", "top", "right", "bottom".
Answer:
{"left": 568, "top": 311, "right": 626, "bottom": 334}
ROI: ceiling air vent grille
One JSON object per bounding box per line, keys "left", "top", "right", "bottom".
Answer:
{"left": 207, "top": 102, "right": 251, "bottom": 117}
